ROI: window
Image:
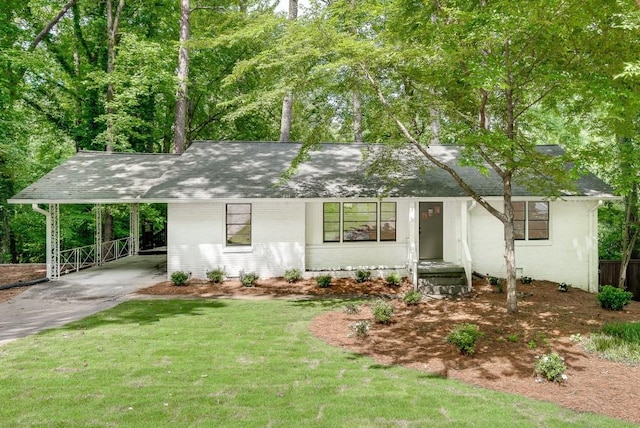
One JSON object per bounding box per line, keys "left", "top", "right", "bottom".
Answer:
{"left": 380, "top": 202, "right": 397, "bottom": 241}
{"left": 322, "top": 202, "right": 397, "bottom": 243}
{"left": 343, "top": 202, "right": 377, "bottom": 241}
{"left": 226, "top": 203, "right": 251, "bottom": 246}
{"left": 513, "top": 201, "right": 549, "bottom": 241}
{"left": 323, "top": 202, "right": 340, "bottom": 242}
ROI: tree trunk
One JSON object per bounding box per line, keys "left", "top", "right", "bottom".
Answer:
{"left": 352, "top": 84, "right": 363, "bottom": 143}
{"left": 173, "top": 0, "right": 190, "bottom": 154}
{"left": 619, "top": 187, "right": 639, "bottom": 288}
{"left": 106, "top": 0, "right": 124, "bottom": 152}
{"left": 503, "top": 174, "right": 518, "bottom": 313}
{"left": 279, "top": 0, "right": 297, "bottom": 142}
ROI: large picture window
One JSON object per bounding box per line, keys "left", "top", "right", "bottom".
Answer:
{"left": 322, "top": 202, "right": 397, "bottom": 243}
{"left": 514, "top": 201, "right": 549, "bottom": 241}
{"left": 226, "top": 203, "right": 251, "bottom": 246}
{"left": 343, "top": 202, "right": 377, "bottom": 241}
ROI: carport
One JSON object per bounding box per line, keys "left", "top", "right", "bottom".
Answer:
{"left": 8, "top": 151, "right": 179, "bottom": 280}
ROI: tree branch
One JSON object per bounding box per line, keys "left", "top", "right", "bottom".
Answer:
{"left": 29, "top": 0, "right": 77, "bottom": 52}
{"left": 361, "top": 65, "right": 507, "bottom": 224}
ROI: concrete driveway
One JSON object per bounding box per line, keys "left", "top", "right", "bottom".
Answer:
{"left": 0, "top": 255, "right": 166, "bottom": 344}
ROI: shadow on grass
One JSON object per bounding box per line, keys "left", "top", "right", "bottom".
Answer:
{"left": 62, "top": 299, "right": 227, "bottom": 330}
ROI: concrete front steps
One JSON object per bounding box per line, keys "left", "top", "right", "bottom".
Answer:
{"left": 416, "top": 260, "right": 469, "bottom": 297}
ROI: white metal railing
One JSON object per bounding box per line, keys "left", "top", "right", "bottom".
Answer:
{"left": 59, "top": 237, "right": 132, "bottom": 274}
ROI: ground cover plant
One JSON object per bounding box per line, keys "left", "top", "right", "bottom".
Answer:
{"left": 0, "top": 299, "right": 625, "bottom": 427}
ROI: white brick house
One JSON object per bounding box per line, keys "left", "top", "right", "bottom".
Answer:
{"left": 10, "top": 141, "right": 615, "bottom": 292}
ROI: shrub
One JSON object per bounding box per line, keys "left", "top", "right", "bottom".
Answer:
{"left": 343, "top": 302, "right": 361, "bottom": 314}
{"left": 385, "top": 272, "right": 401, "bottom": 286}
{"left": 355, "top": 269, "right": 371, "bottom": 283}
{"left": 558, "top": 282, "right": 569, "bottom": 292}
{"left": 487, "top": 275, "right": 499, "bottom": 285}
{"left": 206, "top": 267, "right": 226, "bottom": 284}
{"left": 507, "top": 334, "right": 519, "bottom": 343}
{"left": 170, "top": 271, "right": 190, "bottom": 286}
{"left": 240, "top": 271, "right": 259, "bottom": 287}
{"left": 520, "top": 276, "right": 533, "bottom": 284}
{"left": 597, "top": 285, "right": 633, "bottom": 311}
{"left": 371, "top": 299, "right": 394, "bottom": 324}
{"left": 403, "top": 290, "right": 422, "bottom": 306}
{"left": 446, "top": 323, "right": 483, "bottom": 355}
{"left": 284, "top": 268, "right": 302, "bottom": 283}
{"left": 316, "top": 275, "right": 332, "bottom": 288}
{"left": 349, "top": 321, "right": 370, "bottom": 338}
{"left": 534, "top": 353, "right": 567, "bottom": 383}
{"left": 601, "top": 321, "right": 640, "bottom": 345}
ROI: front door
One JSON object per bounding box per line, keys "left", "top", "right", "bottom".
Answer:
{"left": 419, "top": 202, "right": 443, "bottom": 259}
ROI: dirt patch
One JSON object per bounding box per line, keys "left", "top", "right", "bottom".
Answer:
{"left": 0, "top": 265, "right": 46, "bottom": 303}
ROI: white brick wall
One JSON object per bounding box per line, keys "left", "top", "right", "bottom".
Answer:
{"left": 167, "top": 201, "right": 306, "bottom": 279}
{"left": 469, "top": 199, "right": 599, "bottom": 291}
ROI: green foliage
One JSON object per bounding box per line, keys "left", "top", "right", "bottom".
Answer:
{"left": 601, "top": 321, "right": 640, "bottom": 345}
{"left": 597, "top": 285, "right": 633, "bottom": 311}
{"left": 170, "top": 271, "right": 190, "bottom": 286}
{"left": 349, "top": 320, "right": 370, "bottom": 338}
{"left": 240, "top": 271, "right": 259, "bottom": 287}
{"left": 403, "top": 290, "right": 422, "bottom": 306}
{"left": 371, "top": 299, "right": 394, "bottom": 324}
{"left": 558, "top": 282, "right": 569, "bottom": 292}
{"left": 534, "top": 353, "right": 567, "bottom": 383}
{"left": 520, "top": 276, "right": 533, "bottom": 284}
{"left": 582, "top": 333, "right": 640, "bottom": 366}
{"left": 284, "top": 268, "right": 302, "bottom": 283}
{"left": 488, "top": 276, "right": 499, "bottom": 286}
{"left": 316, "top": 275, "right": 332, "bottom": 288}
{"left": 343, "top": 302, "right": 361, "bottom": 314}
{"left": 507, "top": 334, "right": 519, "bottom": 343}
{"left": 355, "top": 269, "right": 371, "bottom": 283}
{"left": 528, "top": 340, "right": 538, "bottom": 350}
{"left": 385, "top": 272, "right": 401, "bottom": 286}
{"left": 206, "top": 267, "right": 227, "bottom": 284}
{"left": 446, "top": 323, "right": 483, "bottom": 355}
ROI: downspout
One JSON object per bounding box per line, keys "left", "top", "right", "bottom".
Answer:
{"left": 32, "top": 204, "right": 52, "bottom": 280}
{"left": 588, "top": 200, "right": 603, "bottom": 293}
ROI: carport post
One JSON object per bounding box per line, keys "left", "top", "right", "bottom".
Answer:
{"left": 130, "top": 203, "right": 140, "bottom": 255}
{"left": 31, "top": 203, "right": 60, "bottom": 280}
{"left": 95, "top": 204, "right": 102, "bottom": 266}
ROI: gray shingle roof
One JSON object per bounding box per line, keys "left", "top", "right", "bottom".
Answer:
{"left": 9, "top": 151, "right": 179, "bottom": 203}
{"left": 9, "top": 141, "right": 614, "bottom": 204}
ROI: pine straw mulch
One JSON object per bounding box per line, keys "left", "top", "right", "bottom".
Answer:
{"left": 139, "top": 276, "right": 640, "bottom": 424}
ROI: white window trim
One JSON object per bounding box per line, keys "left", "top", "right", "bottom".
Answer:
{"left": 223, "top": 203, "right": 253, "bottom": 253}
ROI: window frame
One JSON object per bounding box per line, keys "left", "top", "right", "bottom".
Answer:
{"left": 322, "top": 201, "right": 397, "bottom": 243}
{"left": 343, "top": 202, "right": 378, "bottom": 242}
{"left": 513, "top": 201, "right": 549, "bottom": 241}
{"left": 225, "top": 203, "right": 252, "bottom": 247}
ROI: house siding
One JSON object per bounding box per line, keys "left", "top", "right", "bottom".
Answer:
{"left": 469, "top": 200, "right": 598, "bottom": 291}
{"left": 304, "top": 200, "right": 409, "bottom": 271}
{"left": 167, "top": 201, "right": 306, "bottom": 279}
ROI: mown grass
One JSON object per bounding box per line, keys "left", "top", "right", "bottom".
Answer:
{"left": 0, "top": 299, "right": 632, "bottom": 427}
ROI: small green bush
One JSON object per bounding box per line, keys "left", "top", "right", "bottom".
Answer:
{"left": 520, "top": 276, "right": 533, "bottom": 284}
{"left": 284, "top": 268, "right": 302, "bottom": 283}
{"left": 349, "top": 320, "right": 370, "bottom": 338}
{"left": 355, "top": 269, "right": 371, "bottom": 283}
{"left": 343, "top": 302, "right": 361, "bottom": 314}
{"left": 601, "top": 321, "right": 640, "bottom": 345}
{"left": 507, "top": 334, "right": 519, "bottom": 343}
{"left": 558, "top": 282, "right": 569, "bottom": 292}
{"left": 534, "top": 353, "right": 567, "bottom": 383}
{"left": 385, "top": 272, "right": 401, "bottom": 286}
{"left": 446, "top": 323, "right": 483, "bottom": 355}
{"left": 170, "top": 271, "right": 190, "bottom": 286}
{"left": 240, "top": 271, "right": 259, "bottom": 287}
{"left": 206, "top": 267, "right": 226, "bottom": 284}
{"left": 597, "top": 285, "right": 633, "bottom": 311}
{"left": 316, "top": 275, "right": 332, "bottom": 288}
{"left": 487, "top": 275, "right": 499, "bottom": 285}
{"left": 371, "top": 299, "right": 394, "bottom": 324}
{"left": 403, "top": 290, "right": 422, "bottom": 306}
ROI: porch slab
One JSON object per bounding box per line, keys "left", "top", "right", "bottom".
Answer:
{"left": 416, "top": 260, "right": 465, "bottom": 274}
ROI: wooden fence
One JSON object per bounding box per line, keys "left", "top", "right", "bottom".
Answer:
{"left": 599, "top": 260, "right": 640, "bottom": 301}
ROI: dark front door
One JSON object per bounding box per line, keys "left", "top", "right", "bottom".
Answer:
{"left": 419, "top": 202, "right": 443, "bottom": 259}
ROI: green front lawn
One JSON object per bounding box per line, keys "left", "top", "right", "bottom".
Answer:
{"left": 0, "top": 299, "right": 630, "bottom": 427}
